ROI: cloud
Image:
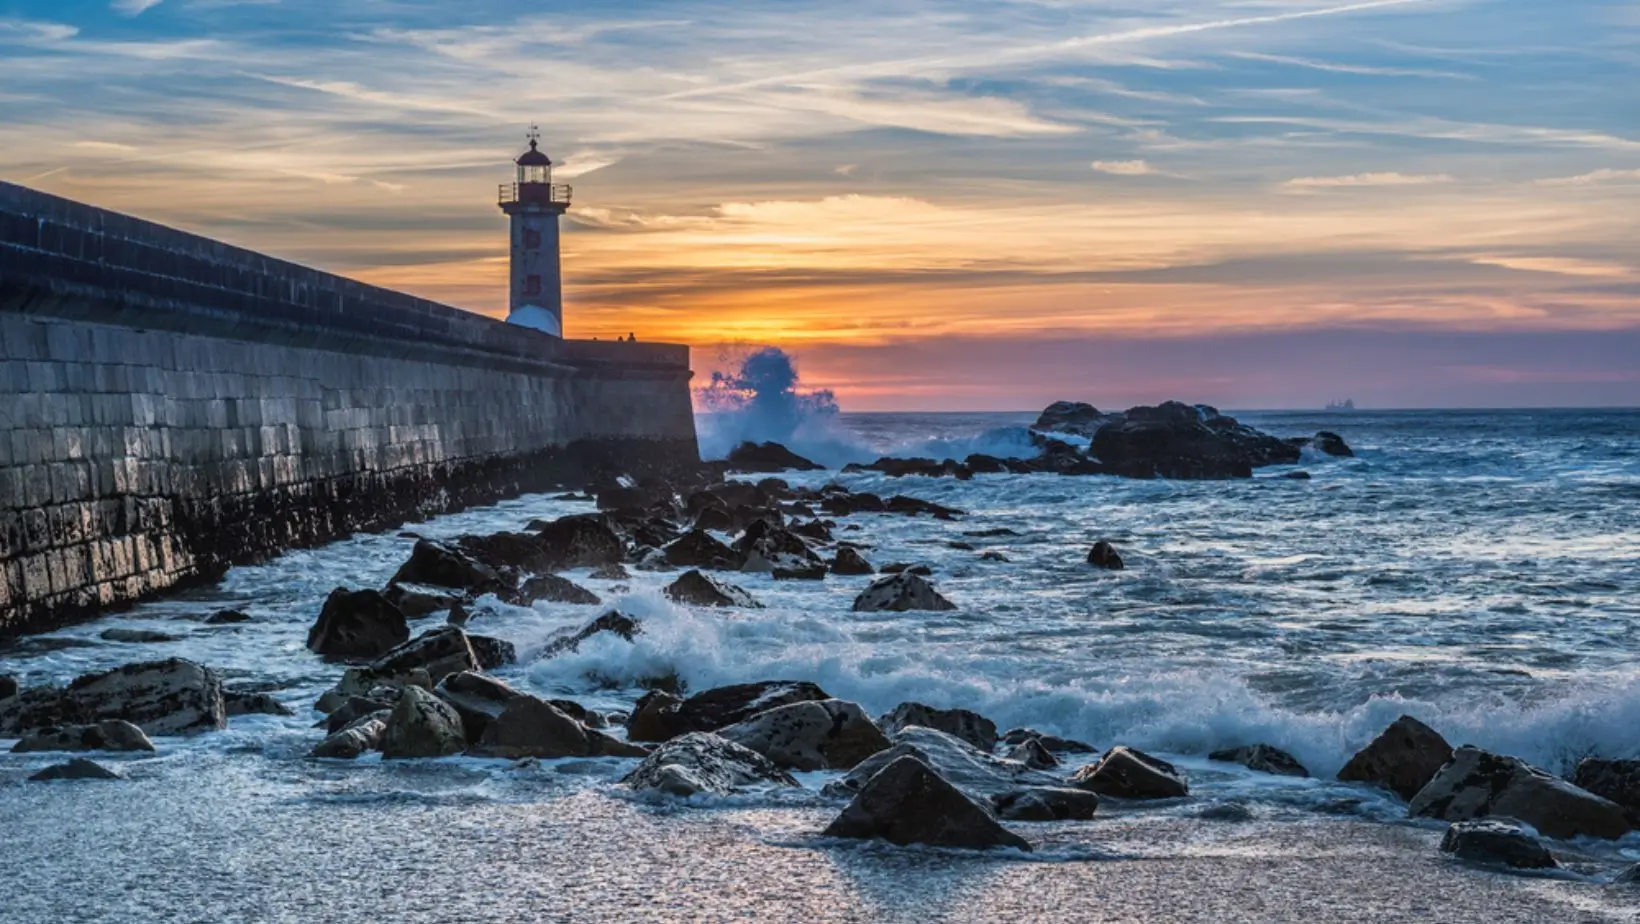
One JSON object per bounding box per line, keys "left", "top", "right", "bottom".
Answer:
{"left": 1467, "top": 255, "right": 1634, "bottom": 279}
{"left": 111, "top": 0, "right": 164, "bottom": 16}
{"left": 1229, "top": 52, "right": 1471, "bottom": 80}
{"left": 1283, "top": 172, "right": 1455, "bottom": 191}
{"left": 1536, "top": 168, "right": 1640, "bottom": 187}
{"left": 1091, "top": 160, "right": 1157, "bottom": 176}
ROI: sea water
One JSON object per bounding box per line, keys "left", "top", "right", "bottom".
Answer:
{"left": 2, "top": 408, "right": 1637, "bottom": 922}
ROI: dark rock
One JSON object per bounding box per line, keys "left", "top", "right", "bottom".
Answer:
{"left": 380, "top": 686, "right": 467, "bottom": 759}
{"left": 627, "top": 681, "right": 832, "bottom": 742}
{"left": 542, "top": 611, "right": 643, "bottom": 658}
{"left": 510, "top": 574, "right": 600, "bottom": 607}
{"left": 885, "top": 495, "right": 965, "bottom": 518}
{"left": 993, "top": 786, "right": 1100, "bottom": 821}
{"left": 471, "top": 696, "right": 590, "bottom": 759}
{"left": 773, "top": 565, "right": 827, "bottom": 580}
{"left": 1006, "top": 738, "right": 1059, "bottom": 771}
{"left": 999, "top": 728, "right": 1097, "bottom": 754}
{"left": 433, "top": 671, "right": 520, "bottom": 742}
{"left": 590, "top": 563, "right": 631, "bottom": 581}
{"left": 310, "top": 714, "right": 389, "bottom": 759}
{"left": 693, "top": 506, "right": 735, "bottom": 532}
{"left": 830, "top": 547, "right": 875, "bottom": 575}
{"left": 733, "top": 520, "right": 823, "bottom": 573}
{"left": 1, "top": 674, "right": 17, "bottom": 700}
{"left": 663, "top": 530, "right": 744, "bottom": 570}
{"left": 853, "top": 573, "right": 956, "bottom": 612}
{"left": 533, "top": 514, "right": 626, "bottom": 570}
{"left": 322, "top": 695, "right": 396, "bottom": 733}
{"left": 726, "top": 441, "right": 824, "bottom": 473}
{"left": 665, "top": 570, "right": 762, "bottom": 608}
{"left": 1337, "top": 715, "right": 1453, "bottom": 800}
{"left": 14, "top": 658, "right": 229, "bottom": 737}
{"left": 98, "top": 628, "right": 184, "bottom": 644}
{"left": 830, "top": 727, "right": 1057, "bottom": 800}
{"left": 1089, "top": 401, "right": 1301, "bottom": 479}
{"left": 381, "top": 584, "right": 464, "bottom": 619}
{"left": 980, "top": 551, "right": 1010, "bottom": 562}
{"left": 789, "top": 519, "right": 833, "bottom": 542}
{"left": 1209, "top": 744, "right": 1310, "bottom": 778}
{"left": 879, "top": 563, "right": 932, "bottom": 576}
{"left": 963, "top": 454, "right": 1011, "bottom": 474}
{"left": 1312, "top": 431, "right": 1354, "bottom": 458}
{"left": 623, "top": 731, "right": 799, "bottom": 796}
{"left": 468, "top": 635, "right": 516, "bottom": 670}
{"left": 1087, "top": 541, "right": 1124, "bottom": 570}
{"left": 391, "top": 539, "right": 501, "bottom": 592}
{"left": 1071, "top": 746, "right": 1189, "bottom": 799}
{"left": 29, "top": 758, "right": 123, "bottom": 781}
{"left": 627, "top": 690, "right": 686, "bottom": 742}
{"left": 965, "top": 527, "right": 1021, "bottom": 538}
{"left": 223, "top": 691, "right": 295, "bottom": 718}
{"left": 720, "top": 699, "right": 891, "bottom": 771}
{"left": 13, "top": 719, "right": 155, "bottom": 753}
{"left": 362, "top": 626, "right": 480, "bottom": 687}
{"left": 1440, "top": 819, "right": 1557, "bottom": 869}
{"left": 1032, "top": 401, "right": 1113, "bottom": 437}
{"left": 946, "top": 540, "right": 976, "bottom": 551}
{"left": 1409, "top": 745, "right": 1628, "bottom": 840}
{"left": 823, "top": 755, "right": 1033, "bottom": 851}
{"left": 1283, "top": 471, "right": 1313, "bottom": 480}
{"left": 306, "top": 588, "right": 410, "bottom": 661}
{"left": 1573, "top": 758, "right": 1640, "bottom": 824}
{"left": 879, "top": 702, "right": 998, "bottom": 752}
{"left": 456, "top": 531, "right": 552, "bottom": 573}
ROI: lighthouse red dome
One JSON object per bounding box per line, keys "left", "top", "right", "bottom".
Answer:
{"left": 515, "top": 138, "right": 552, "bottom": 167}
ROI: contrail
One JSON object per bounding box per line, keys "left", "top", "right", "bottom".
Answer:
{"left": 658, "top": 0, "right": 1436, "bottom": 101}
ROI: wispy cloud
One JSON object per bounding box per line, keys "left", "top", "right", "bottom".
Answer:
{"left": 1092, "top": 160, "right": 1160, "bottom": 176}
{"left": 111, "top": 0, "right": 164, "bottom": 17}
{"left": 1230, "top": 51, "right": 1471, "bottom": 80}
{"left": 1536, "top": 168, "right": 1640, "bottom": 186}
{"left": 1283, "top": 172, "right": 1455, "bottom": 191}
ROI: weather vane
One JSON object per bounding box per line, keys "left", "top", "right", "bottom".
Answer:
{"left": 527, "top": 124, "right": 541, "bottom": 145}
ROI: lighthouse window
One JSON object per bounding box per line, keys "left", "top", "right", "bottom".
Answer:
{"left": 525, "top": 275, "right": 542, "bottom": 296}
{"left": 523, "top": 228, "right": 541, "bottom": 249}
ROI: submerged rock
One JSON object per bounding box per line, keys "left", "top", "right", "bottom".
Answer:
{"left": 879, "top": 702, "right": 998, "bottom": 752}
{"left": 510, "top": 574, "right": 600, "bottom": 607}
{"left": 542, "top": 611, "right": 643, "bottom": 658}
{"left": 623, "top": 732, "right": 798, "bottom": 797}
{"left": 203, "top": 609, "right": 252, "bottom": 625}
{"left": 1337, "top": 715, "right": 1453, "bottom": 800}
{"left": 380, "top": 686, "right": 467, "bottom": 759}
{"left": 1409, "top": 746, "right": 1628, "bottom": 840}
{"left": 1071, "top": 746, "right": 1189, "bottom": 800}
{"left": 664, "top": 570, "right": 761, "bottom": 608}
{"left": 1087, "top": 541, "right": 1124, "bottom": 571}
{"left": 307, "top": 588, "right": 410, "bottom": 661}
{"left": 99, "top": 627, "right": 183, "bottom": 644}
{"left": 1439, "top": 819, "right": 1557, "bottom": 869}
{"left": 721, "top": 699, "right": 891, "bottom": 771}
{"left": 993, "top": 786, "right": 1100, "bottom": 822}
{"left": 1209, "top": 744, "right": 1310, "bottom": 778}
{"left": 824, "top": 755, "right": 1033, "bottom": 851}
{"left": 725, "top": 441, "right": 824, "bottom": 473}
{"left": 852, "top": 573, "right": 956, "bottom": 612}
{"left": 13, "top": 719, "right": 155, "bottom": 753}
{"left": 29, "top": 758, "right": 123, "bottom": 782}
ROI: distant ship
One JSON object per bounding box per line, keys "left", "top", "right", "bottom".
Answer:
{"left": 1325, "top": 399, "right": 1357, "bottom": 411}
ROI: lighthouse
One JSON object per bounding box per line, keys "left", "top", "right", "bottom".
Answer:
{"left": 499, "top": 129, "right": 572, "bottom": 337}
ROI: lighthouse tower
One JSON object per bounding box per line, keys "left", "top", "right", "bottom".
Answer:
{"left": 499, "top": 129, "right": 572, "bottom": 337}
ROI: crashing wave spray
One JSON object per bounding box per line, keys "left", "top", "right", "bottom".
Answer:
{"left": 694, "top": 347, "right": 870, "bottom": 465}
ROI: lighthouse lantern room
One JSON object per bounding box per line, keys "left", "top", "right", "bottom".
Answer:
{"left": 499, "top": 127, "right": 572, "bottom": 337}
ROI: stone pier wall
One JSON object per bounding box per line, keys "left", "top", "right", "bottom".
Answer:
{"left": 0, "top": 182, "right": 697, "bottom": 634}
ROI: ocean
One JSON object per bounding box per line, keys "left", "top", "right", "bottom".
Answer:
{"left": 2, "top": 408, "right": 1638, "bottom": 922}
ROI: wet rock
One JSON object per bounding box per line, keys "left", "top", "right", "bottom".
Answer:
{"left": 626, "top": 690, "right": 686, "bottom": 742}
{"left": 627, "top": 681, "right": 832, "bottom": 743}
{"left": 46, "top": 658, "right": 227, "bottom": 737}
{"left": 773, "top": 565, "right": 827, "bottom": 580}
{"left": 322, "top": 695, "right": 396, "bottom": 733}
{"left": 980, "top": 551, "right": 1010, "bottom": 562}
{"left": 1283, "top": 471, "right": 1313, "bottom": 480}
{"left": 1209, "top": 744, "right": 1310, "bottom": 778}
{"left": 963, "top": 454, "right": 1011, "bottom": 475}
{"left": 590, "top": 563, "right": 631, "bottom": 581}
{"left": 664, "top": 570, "right": 762, "bottom": 608}
{"left": 1337, "top": 715, "right": 1453, "bottom": 800}
{"left": 692, "top": 506, "right": 735, "bottom": 532}
{"left": 1312, "top": 431, "right": 1354, "bottom": 458}
{"left": 1032, "top": 401, "right": 1113, "bottom": 437}
{"left": 885, "top": 495, "right": 965, "bottom": 519}
{"left": 29, "top": 758, "right": 123, "bottom": 781}
{"left": 789, "top": 519, "right": 832, "bottom": 543}
{"left": 1007, "top": 737, "right": 1059, "bottom": 771}
{"left": 381, "top": 584, "right": 464, "bottom": 619}
{"left": 467, "top": 636, "right": 516, "bottom": 670}
{"left": 879, "top": 702, "right": 998, "bottom": 752}
{"left": 391, "top": 539, "right": 501, "bottom": 592}
{"left": 310, "top": 714, "right": 388, "bottom": 759}
{"left": 1, "top": 674, "right": 17, "bottom": 700}
{"left": 993, "top": 786, "right": 1100, "bottom": 822}
{"left": 623, "top": 732, "right": 799, "bottom": 796}
{"left": 1616, "top": 865, "right": 1640, "bottom": 886}
{"left": 471, "top": 696, "right": 592, "bottom": 759}
{"left": 456, "top": 531, "right": 553, "bottom": 573}
{"left": 1071, "top": 746, "right": 1189, "bottom": 799}
{"left": 1409, "top": 745, "right": 1628, "bottom": 840}
{"left": 721, "top": 699, "right": 891, "bottom": 771}
{"left": 1574, "top": 758, "right": 1640, "bottom": 824}
{"left": 533, "top": 514, "right": 626, "bottom": 570}
{"left": 13, "top": 719, "right": 155, "bottom": 753}
{"left": 542, "top": 611, "right": 642, "bottom": 658}
{"left": 380, "top": 686, "right": 467, "bottom": 759}
{"left": 1439, "top": 819, "right": 1557, "bottom": 869}
{"left": 734, "top": 520, "right": 823, "bottom": 573}
{"left": 879, "top": 563, "right": 932, "bottom": 576}
{"left": 663, "top": 529, "right": 744, "bottom": 570}
{"left": 830, "top": 727, "right": 1055, "bottom": 800}
{"left": 824, "top": 755, "right": 1032, "bottom": 851}
{"left": 1000, "top": 728, "right": 1097, "bottom": 754}
{"left": 725, "top": 441, "right": 824, "bottom": 473}
{"left": 99, "top": 627, "right": 183, "bottom": 644}
{"left": 510, "top": 574, "right": 601, "bottom": 607}
{"left": 362, "top": 626, "right": 480, "bottom": 687}
{"left": 306, "top": 588, "right": 410, "bottom": 661}
{"left": 830, "top": 547, "right": 875, "bottom": 575}
{"left": 223, "top": 691, "right": 295, "bottom": 718}
{"left": 852, "top": 573, "right": 956, "bottom": 612}
{"left": 1089, "top": 401, "right": 1301, "bottom": 479}
{"left": 201, "top": 609, "right": 251, "bottom": 625}
{"left": 1087, "top": 541, "right": 1125, "bottom": 571}
{"left": 433, "top": 671, "right": 520, "bottom": 742}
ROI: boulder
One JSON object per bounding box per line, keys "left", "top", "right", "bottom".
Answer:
{"left": 13, "top": 720, "right": 155, "bottom": 753}
{"left": 824, "top": 755, "right": 1032, "bottom": 851}
{"left": 1032, "top": 401, "right": 1112, "bottom": 437}
{"left": 789, "top": 519, "right": 832, "bottom": 543}
{"left": 663, "top": 530, "right": 744, "bottom": 570}
{"left": 1439, "top": 819, "right": 1557, "bottom": 869}
{"left": 29, "top": 758, "right": 123, "bottom": 782}
{"left": 993, "top": 786, "right": 1100, "bottom": 822}
{"left": 623, "top": 732, "right": 799, "bottom": 797}
{"left": 721, "top": 699, "right": 891, "bottom": 771}
{"left": 1312, "top": 431, "right": 1354, "bottom": 458}
{"left": 1087, "top": 541, "right": 1124, "bottom": 571}
{"left": 1574, "top": 758, "right": 1640, "bottom": 824}
{"left": 361, "top": 626, "right": 479, "bottom": 687}
{"left": 310, "top": 714, "right": 389, "bottom": 759}
{"left": 391, "top": 539, "right": 501, "bottom": 592}
{"left": 306, "top": 588, "right": 410, "bottom": 661}
{"left": 879, "top": 563, "right": 932, "bottom": 576}
{"left": 773, "top": 565, "right": 826, "bottom": 580}
{"left": 534, "top": 514, "right": 626, "bottom": 570}
{"left": 725, "top": 441, "right": 823, "bottom": 473}
{"left": 884, "top": 495, "right": 965, "bottom": 519}
{"left": 627, "top": 681, "right": 832, "bottom": 742}
{"left": 1000, "top": 728, "right": 1097, "bottom": 754}
{"left": 433, "top": 671, "right": 520, "bottom": 742}
{"left": 1408, "top": 746, "right": 1628, "bottom": 840}
{"left": 879, "top": 702, "right": 997, "bottom": 752}
{"left": 381, "top": 584, "right": 465, "bottom": 620}
{"left": 693, "top": 506, "right": 735, "bottom": 532}
{"left": 1, "top": 674, "right": 16, "bottom": 700}
{"left": 321, "top": 695, "right": 396, "bottom": 733}
{"left": 1337, "top": 715, "right": 1453, "bottom": 800}
{"left": 467, "top": 635, "right": 516, "bottom": 670}
{"left": 511, "top": 574, "right": 600, "bottom": 607}
{"left": 99, "top": 627, "right": 183, "bottom": 644}
{"left": 733, "top": 520, "right": 823, "bottom": 573}
{"left": 380, "top": 686, "right": 467, "bottom": 759}
{"left": 52, "top": 658, "right": 227, "bottom": 736}
{"left": 471, "top": 696, "right": 591, "bottom": 759}
{"left": 664, "top": 570, "right": 762, "bottom": 608}
{"left": 591, "top": 563, "right": 631, "bottom": 581}
{"left": 830, "top": 547, "right": 875, "bottom": 575}
{"left": 1007, "top": 738, "right": 1059, "bottom": 771}
{"left": 1209, "top": 744, "right": 1310, "bottom": 778}
{"left": 1089, "top": 401, "right": 1301, "bottom": 479}
{"left": 542, "top": 611, "right": 642, "bottom": 658}
{"left": 852, "top": 573, "right": 956, "bottom": 612}
{"left": 203, "top": 609, "right": 252, "bottom": 625}
{"left": 829, "top": 726, "right": 1056, "bottom": 800}
{"left": 1071, "top": 746, "right": 1189, "bottom": 799}
{"left": 964, "top": 454, "right": 1011, "bottom": 474}
{"left": 223, "top": 691, "right": 295, "bottom": 718}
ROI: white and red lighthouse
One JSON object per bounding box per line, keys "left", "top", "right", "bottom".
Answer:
{"left": 499, "top": 129, "right": 571, "bottom": 337}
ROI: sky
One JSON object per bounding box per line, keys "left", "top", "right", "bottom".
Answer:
{"left": 2, "top": 0, "right": 1637, "bottom": 410}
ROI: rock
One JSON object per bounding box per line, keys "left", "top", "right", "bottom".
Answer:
{"left": 852, "top": 573, "right": 956, "bottom": 612}
{"left": 13, "top": 719, "right": 155, "bottom": 753}
{"left": 664, "top": 570, "right": 762, "bottom": 608}
{"left": 824, "top": 755, "right": 1033, "bottom": 851}
{"left": 830, "top": 727, "right": 1056, "bottom": 800}
{"left": 1283, "top": 471, "right": 1313, "bottom": 480}
{"left": 964, "top": 454, "right": 1011, "bottom": 474}
{"left": 29, "top": 758, "right": 123, "bottom": 781}
{"left": 663, "top": 530, "right": 744, "bottom": 570}
{"left": 623, "top": 732, "right": 799, "bottom": 796}
{"left": 1572, "top": 758, "right": 1640, "bottom": 825}
{"left": 306, "top": 588, "right": 410, "bottom": 661}
{"left": 591, "top": 563, "right": 631, "bottom": 581}
{"left": 789, "top": 519, "right": 832, "bottom": 543}
{"left": 362, "top": 626, "right": 480, "bottom": 687}
{"left": 721, "top": 699, "right": 891, "bottom": 771}
{"left": 879, "top": 702, "right": 998, "bottom": 752}
{"left": 884, "top": 495, "right": 965, "bottom": 519}
{"left": 99, "top": 627, "right": 183, "bottom": 643}
{"left": 1071, "top": 746, "right": 1189, "bottom": 799}
{"left": 1007, "top": 738, "right": 1059, "bottom": 771}
{"left": 1032, "top": 401, "right": 1113, "bottom": 437}
{"left": 1087, "top": 541, "right": 1124, "bottom": 570}
{"left": 321, "top": 695, "right": 396, "bottom": 733}
{"left": 381, "top": 583, "right": 464, "bottom": 619}
{"left": 999, "top": 728, "right": 1097, "bottom": 754}
{"left": 390, "top": 539, "right": 501, "bottom": 592}
{"left": 993, "top": 786, "right": 1100, "bottom": 822}
{"left": 1337, "top": 715, "right": 1453, "bottom": 800}
{"left": 692, "top": 506, "right": 735, "bottom": 532}
{"left": 310, "top": 714, "right": 389, "bottom": 759}
{"left": 1616, "top": 865, "right": 1640, "bottom": 886}
{"left": 627, "top": 681, "right": 832, "bottom": 742}
{"left": 879, "top": 562, "right": 932, "bottom": 576}
{"left": 510, "top": 574, "right": 601, "bottom": 607}
{"left": 456, "top": 531, "right": 555, "bottom": 573}
{"left": 1409, "top": 746, "right": 1628, "bottom": 840}
{"left": 980, "top": 551, "right": 1009, "bottom": 562}
{"left": 52, "top": 658, "right": 227, "bottom": 736}
{"left": 830, "top": 547, "right": 875, "bottom": 575}
{"left": 380, "top": 686, "right": 467, "bottom": 759}
{"left": 1, "top": 674, "right": 16, "bottom": 700}
{"left": 542, "top": 611, "right": 642, "bottom": 658}
{"left": 733, "top": 520, "right": 823, "bottom": 573}
{"left": 725, "top": 441, "right": 823, "bottom": 473}
{"left": 1439, "top": 819, "right": 1557, "bottom": 869}
{"left": 1209, "top": 744, "right": 1310, "bottom": 778}
{"left": 433, "top": 671, "right": 520, "bottom": 742}
{"left": 467, "top": 635, "right": 516, "bottom": 670}
{"left": 533, "top": 514, "right": 626, "bottom": 570}
{"left": 471, "top": 696, "right": 592, "bottom": 759}
{"left": 1089, "top": 401, "right": 1301, "bottom": 479}
{"left": 1312, "top": 431, "right": 1354, "bottom": 458}
{"left": 773, "top": 565, "right": 826, "bottom": 580}
{"left": 223, "top": 691, "right": 295, "bottom": 718}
